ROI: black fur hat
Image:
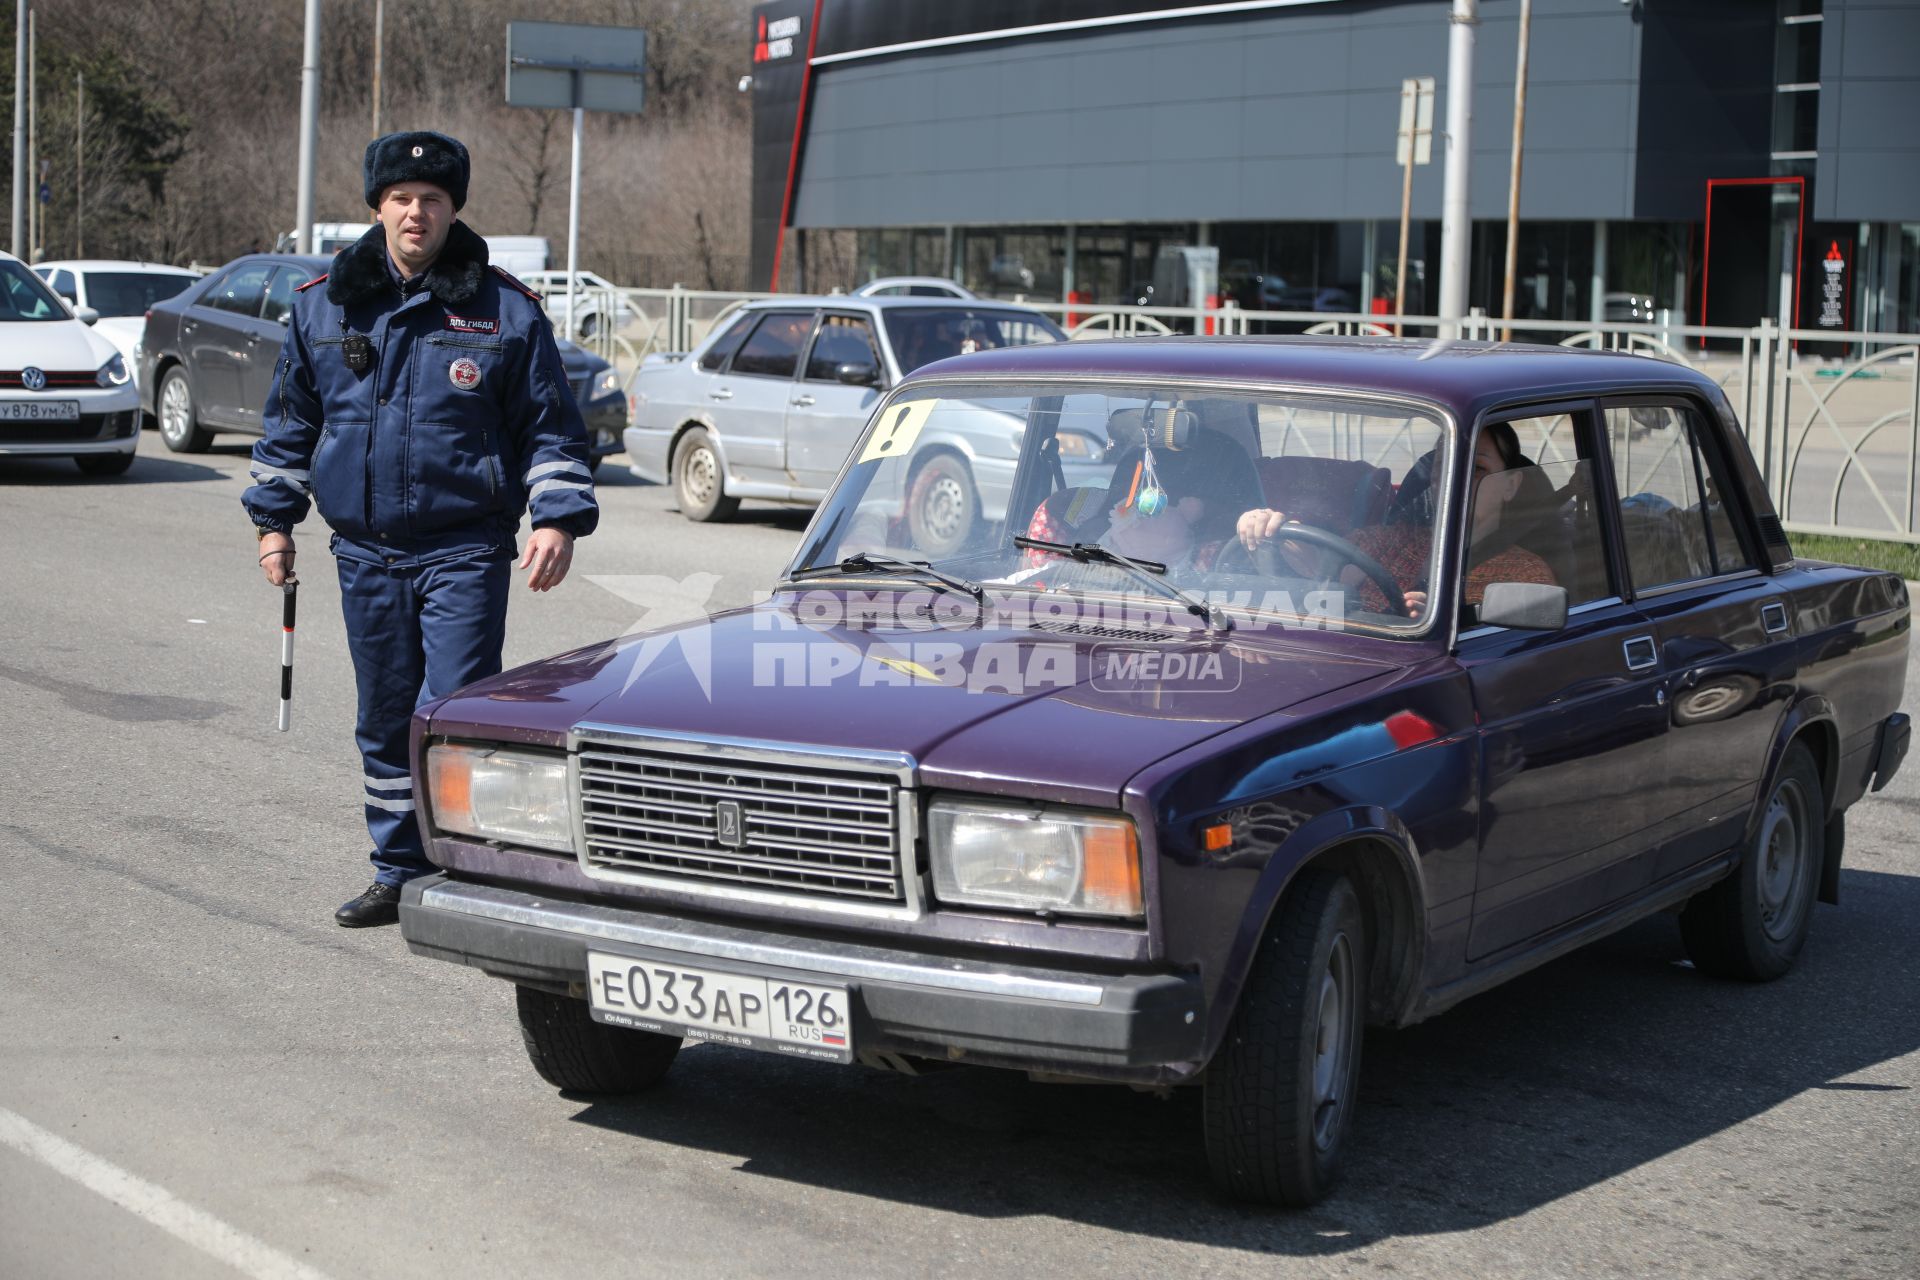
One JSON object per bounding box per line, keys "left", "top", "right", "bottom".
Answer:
{"left": 364, "top": 131, "right": 469, "bottom": 210}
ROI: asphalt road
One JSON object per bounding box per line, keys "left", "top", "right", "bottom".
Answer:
{"left": 2, "top": 433, "right": 1916, "bottom": 1279}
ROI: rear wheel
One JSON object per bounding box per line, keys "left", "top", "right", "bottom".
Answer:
{"left": 157, "top": 367, "right": 212, "bottom": 453}
{"left": 515, "top": 984, "right": 681, "bottom": 1094}
{"left": 906, "top": 452, "right": 977, "bottom": 557}
{"left": 1203, "top": 869, "right": 1368, "bottom": 1207}
{"left": 75, "top": 450, "right": 136, "bottom": 477}
{"left": 1679, "top": 742, "right": 1824, "bottom": 980}
{"left": 674, "top": 426, "right": 739, "bottom": 522}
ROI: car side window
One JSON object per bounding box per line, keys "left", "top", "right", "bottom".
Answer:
{"left": 50, "top": 269, "right": 77, "bottom": 301}
{"left": 803, "top": 314, "right": 878, "bottom": 382}
{"left": 1469, "top": 412, "right": 1613, "bottom": 610}
{"left": 729, "top": 311, "right": 814, "bottom": 379}
{"left": 697, "top": 313, "right": 754, "bottom": 372}
{"left": 205, "top": 263, "right": 273, "bottom": 318}
{"left": 261, "top": 267, "right": 309, "bottom": 326}
{"left": 1604, "top": 404, "right": 1754, "bottom": 591}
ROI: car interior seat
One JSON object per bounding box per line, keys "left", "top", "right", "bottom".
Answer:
{"left": 1254, "top": 456, "right": 1392, "bottom": 535}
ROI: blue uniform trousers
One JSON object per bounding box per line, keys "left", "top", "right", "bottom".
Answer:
{"left": 335, "top": 538, "right": 511, "bottom": 885}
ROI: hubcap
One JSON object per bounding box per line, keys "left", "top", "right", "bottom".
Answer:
{"left": 1756, "top": 777, "right": 1811, "bottom": 942}
{"left": 160, "top": 377, "right": 190, "bottom": 441}
{"left": 1311, "top": 931, "right": 1355, "bottom": 1152}
{"left": 920, "top": 474, "right": 967, "bottom": 543}
{"left": 681, "top": 445, "right": 717, "bottom": 506}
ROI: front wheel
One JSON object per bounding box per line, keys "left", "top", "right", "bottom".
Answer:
{"left": 1679, "top": 742, "right": 1824, "bottom": 980}
{"left": 674, "top": 426, "right": 739, "bottom": 522}
{"left": 1203, "top": 869, "right": 1368, "bottom": 1207}
{"left": 515, "top": 984, "right": 681, "bottom": 1094}
{"left": 157, "top": 367, "right": 212, "bottom": 453}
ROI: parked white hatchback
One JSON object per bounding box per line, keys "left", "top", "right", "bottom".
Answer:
{"left": 1, "top": 251, "right": 142, "bottom": 475}
{"left": 32, "top": 258, "right": 200, "bottom": 394}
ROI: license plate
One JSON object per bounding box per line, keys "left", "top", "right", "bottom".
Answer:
{"left": 586, "top": 952, "right": 853, "bottom": 1064}
{"left": 1, "top": 400, "right": 81, "bottom": 422}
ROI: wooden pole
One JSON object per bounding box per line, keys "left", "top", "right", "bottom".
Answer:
{"left": 26, "top": 6, "right": 34, "bottom": 261}
{"left": 74, "top": 70, "right": 83, "bottom": 258}
{"left": 1500, "top": 0, "right": 1533, "bottom": 342}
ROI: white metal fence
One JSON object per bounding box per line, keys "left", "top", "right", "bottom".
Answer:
{"left": 542, "top": 282, "right": 1920, "bottom": 544}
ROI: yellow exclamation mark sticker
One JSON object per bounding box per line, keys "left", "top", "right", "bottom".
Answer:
{"left": 858, "top": 399, "right": 937, "bottom": 464}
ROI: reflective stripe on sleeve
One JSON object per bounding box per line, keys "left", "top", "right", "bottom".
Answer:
{"left": 527, "top": 478, "right": 592, "bottom": 502}
{"left": 524, "top": 460, "right": 592, "bottom": 485}
{"left": 249, "top": 465, "right": 312, "bottom": 493}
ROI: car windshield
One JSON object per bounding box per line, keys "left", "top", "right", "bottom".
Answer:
{"left": 792, "top": 382, "right": 1451, "bottom": 633}
{"left": 0, "top": 260, "right": 69, "bottom": 322}
{"left": 883, "top": 308, "right": 1062, "bottom": 374}
{"left": 82, "top": 271, "right": 197, "bottom": 317}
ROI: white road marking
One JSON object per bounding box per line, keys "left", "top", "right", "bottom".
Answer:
{"left": 0, "top": 1107, "right": 334, "bottom": 1280}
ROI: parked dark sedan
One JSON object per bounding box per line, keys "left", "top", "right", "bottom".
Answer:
{"left": 396, "top": 337, "right": 1910, "bottom": 1207}
{"left": 140, "top": 253, "right": 625, "bottom": 466}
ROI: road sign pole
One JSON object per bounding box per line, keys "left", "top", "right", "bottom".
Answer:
{"left": 1395, "top": 147, "right": 1413, "bottom": 336}
{"left": 11, "top": 0, "right": 25, "bottom": 257}
{"left": 566, "top": 83, "right": 583, "bottom": 341}
{"left": 295, "top": 0, "right": 321, "bottom": 254}
{"left": 1500, "top": 0, "right": 1533, "bottom": 342}
{"left": 1439, "top": 0, "right": 1477, "bottom": 337}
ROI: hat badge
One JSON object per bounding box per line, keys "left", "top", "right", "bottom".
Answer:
{"left": 411, "top": 145, "right": 424, "bottom": 157}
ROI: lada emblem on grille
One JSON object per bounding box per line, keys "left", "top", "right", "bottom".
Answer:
{"left": 714, "top": 799, "right": 745, "bottom": 848}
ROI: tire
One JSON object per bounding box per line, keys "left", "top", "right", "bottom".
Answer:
{"left": 673, "top": 426, "right": 738, "bottom": 522}
{"left": 515, "top": 984, "right": 681, "bottom": 1094}
{"left": 1679, "top": 742, "right": 1824, "bottom": 981}
{"left": 157, "top": 367, "right": 212, "bottom": 453}
{"left": 75, "top": 450, "right": 135, "bottom": 477}
{"left": 1204, "top": 869, "right": 1368, "bottom": 1207}
{"left": 578, "top": 312, "right": 600, "bottom": 339}
{"left": 906, "top": 452, "right": 977, "bottom": 557}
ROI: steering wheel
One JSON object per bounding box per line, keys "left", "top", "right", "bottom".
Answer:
{"left": 1212, "top": 520, "right": 1411, "bottom": 617}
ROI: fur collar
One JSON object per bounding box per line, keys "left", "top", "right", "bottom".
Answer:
{"left": 326, "top": 220, "right": 489, "bottom": 309}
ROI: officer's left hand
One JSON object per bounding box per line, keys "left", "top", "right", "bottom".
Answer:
{"left": 520, "top": 528, "right": 575, "bottom": 592}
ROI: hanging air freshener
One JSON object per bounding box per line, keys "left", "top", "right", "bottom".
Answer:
{"left": 1135, "top": 441, "right": 1168, "bottom": 516}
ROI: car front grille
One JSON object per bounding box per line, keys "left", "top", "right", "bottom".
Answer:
{"left": 575, "top": 737, "right": 908, "bottom": 905}
{"left": 1, "top": 410, "right": 135, "bottom": 444}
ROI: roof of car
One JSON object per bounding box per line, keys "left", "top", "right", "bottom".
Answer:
{"left": 32, "top": 259, "right": 200, "bottom": 274}
{"left": 737, "top": 293, "right": 1048, "bottom": 315}
{"left": 904, "top": 335, "right": 1725, "bottom": 423}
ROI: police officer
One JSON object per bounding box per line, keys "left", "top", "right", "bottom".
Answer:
{"left": 242, "top": 131, "right": 597, "bottom": 927}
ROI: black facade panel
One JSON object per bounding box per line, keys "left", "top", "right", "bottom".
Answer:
{"left": 750, "top": 1, "right": 815, "bottom": 288}
{"left": 1631, "top": 0, "right": 1772, "bottom": 222}
{"left": 1816, "top": 0, "right": 1920, "bottom": 223}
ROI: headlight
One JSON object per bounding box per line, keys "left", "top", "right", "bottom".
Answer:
{"left": 97, "top": 354, "right": 131, "bottom": 387}
{"left": 1054, "top": 430, "right": 1105, "bottom": 463}
{"left": 929, "top": 798, "right": 1143, "bottom": 918}
{"left": 427, "top": 743, "right": 574, "bottom": 853}
{"left": 595, "top": 369, "right": 621, "bottom": 396}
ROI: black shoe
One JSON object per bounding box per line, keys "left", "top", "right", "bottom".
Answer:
{"left": 334, "top": 881, "right": 403, "bottom": 928}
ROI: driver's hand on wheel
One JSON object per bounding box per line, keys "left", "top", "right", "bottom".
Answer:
{"left": 1402, "top": 589, "right": 1428, "bottom": 617}
{"left": 1236, "top": 507, "right": 1290, "bottom": 551}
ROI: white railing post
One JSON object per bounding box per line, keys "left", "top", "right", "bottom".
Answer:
{"left": 1756, "top": 319, "right": 1776, "bottom": 493}
{"left": 1908, "top": 350, "right": 1919, "bottom": 538}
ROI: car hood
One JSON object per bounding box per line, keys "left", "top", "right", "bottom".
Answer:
{"left": 0, "top": 319, "right": 116, "bottom": 370}
{"left": 427, "top": 596, "right": 1404, "bottom": 806}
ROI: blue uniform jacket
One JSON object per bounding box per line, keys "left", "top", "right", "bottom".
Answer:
{"left": 241, "top": 222, "right": 598, "bottom": 549}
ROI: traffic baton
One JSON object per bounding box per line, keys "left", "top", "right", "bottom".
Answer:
{"left": 277, "top": 577, "right": 298, "bottom": 732}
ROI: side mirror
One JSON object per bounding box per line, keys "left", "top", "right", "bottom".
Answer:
{"left": 835, "top": 360, "right": 881, "bottom": 387}
{"left": 1477, "top": 582, "right": 1568, "bottom": 630}
{"left": 75, "top": 305, "right": 100, "bottom": 326}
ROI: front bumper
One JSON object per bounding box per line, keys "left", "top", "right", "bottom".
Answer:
{"left": 0, "top": 402, "right": 141, "bottom": 456}
{"left": 581, "top": 395, "right": 627, "bottom": 461}
{"left": 401, "top": 875, "right": 1206, "bottom": 1080}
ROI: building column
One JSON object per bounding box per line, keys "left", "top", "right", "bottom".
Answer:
{"left": 1591, "top": 220, "right": 1607, "bottom": 325}
{"left": 1063, "top": 224, "right": 1077, "bottom": 300}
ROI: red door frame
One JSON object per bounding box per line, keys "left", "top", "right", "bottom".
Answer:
{"left": 1701, "top": 176, "right": 1806, "bottom": 335}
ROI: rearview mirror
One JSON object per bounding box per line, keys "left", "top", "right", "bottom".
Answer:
{"left": 1477, "top": 582, "right": 1568, "bottom": 631}
{"left": 835, "top": 360, "right": 881, "bottom": 387}
{"left": 74, "top": 305, "right": 100, "bottom": 326}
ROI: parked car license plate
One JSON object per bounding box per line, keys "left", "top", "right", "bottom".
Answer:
{"left": 1, "top": 400, "right": 81, "bottom": 422}
{"left": 586, "top": 952, "right": 853, "bottom": 1064}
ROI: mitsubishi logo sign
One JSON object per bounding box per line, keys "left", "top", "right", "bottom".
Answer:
{"left": 753, "top": 13, "right": 801, "bottom": 63}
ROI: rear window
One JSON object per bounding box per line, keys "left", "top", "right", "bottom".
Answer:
{"left": 698, "top": 312, "right": 755, "bottom": 372}
{"left": 81, "top": 271, "right": 196, "bottom": 317}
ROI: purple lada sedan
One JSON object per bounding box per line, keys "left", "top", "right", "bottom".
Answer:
{"left": 399, "top": 337, "right": 1910, "bottom": 1206}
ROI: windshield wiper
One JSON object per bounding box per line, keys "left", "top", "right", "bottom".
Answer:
{"left": 784, "top": 552, "right": 984, "bottom": 602}
{"left": 1013, "top": 536, "right": 1232, "bottom": 634}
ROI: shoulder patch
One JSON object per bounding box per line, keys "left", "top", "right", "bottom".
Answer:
{"left": 295, "top": 273, "right": 329, "bottom": 293}
{"left": 489, "top": 265, "right": 542, "bottom": 302}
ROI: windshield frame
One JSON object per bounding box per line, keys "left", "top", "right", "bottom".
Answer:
{"left": 784, "top": 372, "right": 1462, "bottom": 640}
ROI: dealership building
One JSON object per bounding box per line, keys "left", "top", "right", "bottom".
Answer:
{"left": 747, "top": 0, "right": 1920, "bottom": 333}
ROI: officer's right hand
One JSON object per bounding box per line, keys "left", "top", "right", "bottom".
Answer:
{"left": 259, "top": 532, "right": 296, "bottom": 586}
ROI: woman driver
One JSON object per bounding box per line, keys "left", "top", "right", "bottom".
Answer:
{"left": 1234, "top": 424, "right": 1556, "bottom": 617}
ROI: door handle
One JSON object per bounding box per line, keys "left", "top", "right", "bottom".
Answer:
{"left": 791, "top": 394, "right": 815, "bottom": 407}
{"left": 1623, "top": 635, "right": 1658, "bottom": 672}
{"left": 181, "top": 321, "right": 197, "bottom": 334}
{"left": 708, "top": 389, "right": 733, "bottom": 400}
{"left": 1761, "top": 601, "right": 1790, "bottom": 635}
